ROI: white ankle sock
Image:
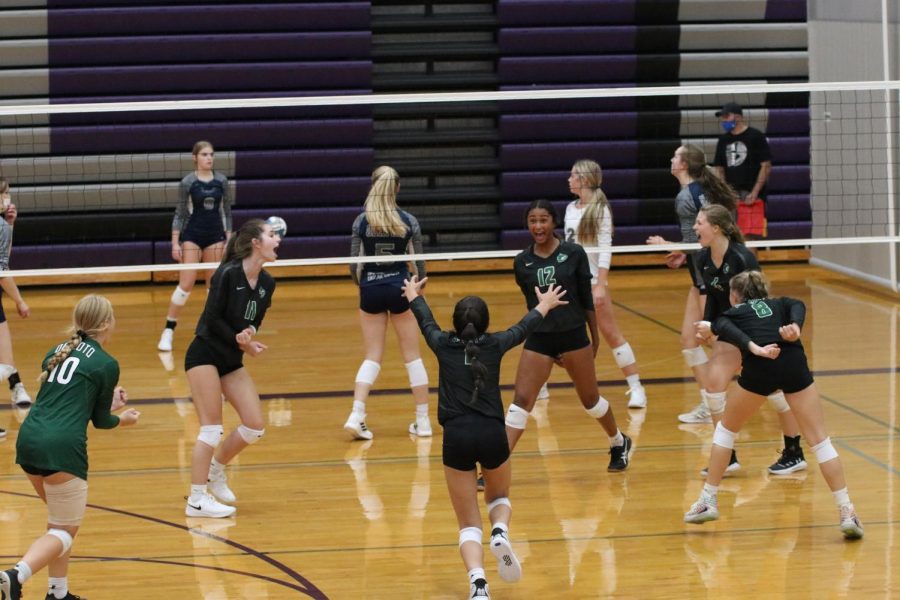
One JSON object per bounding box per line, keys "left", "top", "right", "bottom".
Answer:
{"left": 352, "top": 400, "right": 366, "bottom": 415}
{"left": 702, "top": 483, "right": 719, "bottom": 497}
{"left": 468, "top": 567, "right": 486, "bottom": 583}
{"left": 608, "top": 430, "right": 624, "bottom": 447}
{"left": 190, "top": 484, "right": 207, "bottom": 501}
{"left": 14, "top": 561, "right": 31, "bottom": 583}
{"left": 415, "top": 403, "right": 428, "bottom": 417}
{"left": 832, "top": 487, "right": 851, "bottom": 508}
{"left": 625, "top": 374, "right": 641, "bottom": 389}
{"left": 209, "top": 457, "right": 225, "bottom": 476}
{"left": 48, "top": 576, "right": 68, "bottom": 599}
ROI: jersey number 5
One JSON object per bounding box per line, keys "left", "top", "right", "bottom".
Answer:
{"left": 48, "top": 356, "right": 81, "bottom": 385}
{"left": 536, "top": 266, "right": 557, "bottom": 288}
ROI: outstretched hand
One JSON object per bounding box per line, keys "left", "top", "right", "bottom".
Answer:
{"left": 535, "top": 283, "right": 569, "bottom": 314}
{"left": 402, "top": 275, "right": 428, "bottom": 302}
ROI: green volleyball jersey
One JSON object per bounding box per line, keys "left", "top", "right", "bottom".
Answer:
{"left": 16, "top": 337, "right": 120, "bottom": 480}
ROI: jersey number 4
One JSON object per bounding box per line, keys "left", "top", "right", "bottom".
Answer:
{"left": 536, "top": 266, "right": 557, "bottom": 288}
{"left": 47, "top": 356, "right": 81, "bottom": 385}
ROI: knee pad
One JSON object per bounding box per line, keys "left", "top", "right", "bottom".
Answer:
{"left": 355, "top": 360, "right": 381, "bottom": 385}
{"left": 812, "top": 437, "right": 839, "bottom": 464}
{"left": 682, "top": 346, "right": 709, "bottom": 368}
{"left": 612, "top": 343, "right": 636, "bottom": 369}
{"left": 705, "top": 391, "right": 726, "bottom": 414}
{"left": 459, "top": 526, "right": 482, "bottom": 548}
{"left": 712, "top": 422, "right": 737, "bottom": 450}
{"left": 405, "top": 358, "right": 429, "bottom": 388}
{"left": 767, "top": 390, "right": 790, "bottom": 413}
{"left": 46, "top": 528, "right": 74, "bottom": 557}
{"left": 505, "top": 404, "right": 530, "bottom": 430}
{"left": 197, "top": 424, "right": 224, "bottom": 448}
{"left": 171, "top": 286, "right": 191, "bottom": 306}
{"left": 487, "top": 497, "right": 511, "bottom": 513}
{"left": 237, "top": 424, "right": 265, "bottom": 445}
{"left": 585, "top": 396, "right": 610, "bottom": 419}
{"left": 44, "top": 478, "right": 88, "bottom": 528}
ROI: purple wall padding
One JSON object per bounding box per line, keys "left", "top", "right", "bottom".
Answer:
{"left": 15, "top": 242, "right": 153, "bottom": 269}
{"left": 500, "top": 56, "right": 638, "bottom": 85}
{"left": 500, "top": 113, "right": 639, "bottom": 141}
{"left": 499, "top": 26, "right": 637, "bottom": 54}
{"left": 47, "top": 3, "right": 371, "bottom": 36}
{"left": 765, "top": 0, "right": 807, "bottom": 21}
{"left": 49, "top": 32, "right": 371, "bottom": 66}
{"left": 498, "top": 0, "right": 637, "bottom": 26}
{"left": 51, "top": 120, "right": 373, "bottom": 154}
{"left": 233, "top": 178, "right": 371, "bottom": 208}
{"left": 232, "top": 207, "right": 360, "bottom": 235}
{"left": 49, "top": 62, "right": 373, "bottom": 96}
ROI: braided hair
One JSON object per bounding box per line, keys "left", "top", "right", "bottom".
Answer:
{"left": 452, "top": 296, "right": 490, "bottom": 405}
{"left": 40, "top": 294, "right": 114, "bottom": 382}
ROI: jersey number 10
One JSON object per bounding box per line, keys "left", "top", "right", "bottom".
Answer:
{"left": 48, "top": 356, "right": 81, "bottom": 385}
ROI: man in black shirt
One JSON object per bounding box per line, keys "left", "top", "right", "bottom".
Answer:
{"left": 712, "top": 102, "right": 772, "bottom": 245}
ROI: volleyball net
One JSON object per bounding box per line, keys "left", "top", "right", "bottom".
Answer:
{"left": 0, "top": 80, "right": 898, "bottom": 286}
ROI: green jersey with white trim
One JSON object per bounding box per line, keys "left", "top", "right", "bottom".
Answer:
{"left": 16, "top": 337, "right": 120, "bottom": 480}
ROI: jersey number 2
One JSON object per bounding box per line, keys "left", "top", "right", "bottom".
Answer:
{"left": 48, "top": 356, "right": 80, "bottom": 385}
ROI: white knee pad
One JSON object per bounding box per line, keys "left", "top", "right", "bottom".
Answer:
{"left": 171, "top": 286, "right": 191, "bottom": 306}
{"left": 682, "top": 346, "right": 709, "bottom": 368}
{"left": 812, "top": 437, "right": 839, "bottom": 464}
{"left": 487, "top": 497, "right": 511, "bottom": 513}
{"left": 355, "top": 360, "right": 381, "bottom": 385}
{"left": 712, "top": 422, "right": 737, "bottom": 450}
{"left": 705, "top": 391, "right": 726, "bottom": 414}
{"left": 47, "top": 528, "right": 74, "bottom": 556}
{"left": 237, "top": 424, "right": 265, "bottom": 445}
{"left": 585, "top": 396, "right": 610, "bottom": 419}
{"left": 405, "top": 358, "right": 429, "bottom": 388}
{"left": 197, "top": 424, "right": 224, "bottom": 448}
{"left": 459, "top": 526, "right": 483, "bottom": 547}
{"left": 612, "top": 343, "right": 636, "bottom": 369}
{"left": 505, "top": 404, "right": 530, "bottom": 430}
{"left": 44, "top": 478, "right": 88, "bottom": 527}
{"left": 767, "top": 391, "right": 790, "bottom": 413}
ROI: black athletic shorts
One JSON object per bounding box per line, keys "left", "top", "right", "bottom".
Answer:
{"left": 180, "top": 227, "right": 226, "bottom": 250}
{"left": 359, "top": 283, "right": 410, "bottom": 315}
{"left": 738, "top": 344, "right": 814, "bottom": 396}
{"left": 442, "top": 413, "right": 510, "bottom": 472}
{"left": 524, "top": 326, "right": 590, "bottom": 358}
{"left": 184, "top": 336, "right": 243, "bottom": 377}
{"left": 20, "top": 463, "right": 59, "bottom": 477}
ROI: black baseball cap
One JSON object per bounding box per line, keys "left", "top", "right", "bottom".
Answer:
{"left": 715, "top": 102, "right": 743, "bottom": 117}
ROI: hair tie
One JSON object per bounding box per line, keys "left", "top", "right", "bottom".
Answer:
{"left": 76, "top": 329, "right": 87, "bottom": 339}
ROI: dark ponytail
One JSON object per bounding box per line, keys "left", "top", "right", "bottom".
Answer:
{"left": 460, "top": 323, "right": 488, "bottom": 405}
{"left": 452, "top": 296, "right": 490, "bottom": 405}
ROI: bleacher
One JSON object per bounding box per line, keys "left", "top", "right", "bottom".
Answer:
{"left": 0, "top": 0, "right": 812, "bottom": 272}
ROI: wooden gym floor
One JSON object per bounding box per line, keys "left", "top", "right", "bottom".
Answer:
{"left": 0, "top": 263, "right": 898, "bottom": 599}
